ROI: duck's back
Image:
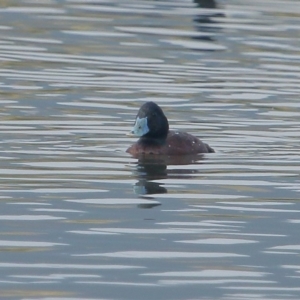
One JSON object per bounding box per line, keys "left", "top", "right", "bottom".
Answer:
{"left": 165, "top": 131, "right": 214, "bottom": 155}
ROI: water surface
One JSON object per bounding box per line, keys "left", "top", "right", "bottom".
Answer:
{"left": 0, "top": 0, "right": 300, "bottom": 299}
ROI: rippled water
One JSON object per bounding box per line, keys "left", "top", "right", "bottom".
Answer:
{"left": 1, "top": 0, "right": 300, "bottom": 299}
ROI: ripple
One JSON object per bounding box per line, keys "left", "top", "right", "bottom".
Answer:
{"left": 0, "top": 240, "right": 66, "bottom": 247}
{"left": 0, "top": 7, "right": 65, "bottom": 13}
{"left": 0, "top": 215, "right": 65, "bottom": 220}
{"left": 176, "top": 238, "right": 258, "bottom": 245}
{"left": 192, "top": 204, "right": 300, "bottom": 213}
{"left": 77, "top": 251, "right": 246, "bottom": 259}
{"left": 63, "top": 30, "right": 134, "bottom": 37}
{"left": 66, "top": 198, "right": 159, "bottom": 205}
{"left": 0, "top": 263, "right": 142, "bottom": 270}
{"left": 162, "top": 39, "right": 227, "bottom": 51}
{"left": 143, "top": 269, "right": 266, "bottom": 277}
{"left": 115, "top": 26, "right": 213, "bottom": 37}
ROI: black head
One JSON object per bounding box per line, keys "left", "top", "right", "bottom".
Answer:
{"left": 130, "top": 102, "right": 169, "bottom": 140}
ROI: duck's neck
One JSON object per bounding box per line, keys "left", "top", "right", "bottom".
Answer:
{"left": 138, "top": 134, "right": 168, "bottom": 146}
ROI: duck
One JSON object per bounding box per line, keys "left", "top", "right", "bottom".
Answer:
{"left": 126, "top": 102, "right": 214, "bottom": 155}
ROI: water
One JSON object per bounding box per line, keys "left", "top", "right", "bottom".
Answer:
{"left": 0, "top": 0, "right": 300, "bottom": 299}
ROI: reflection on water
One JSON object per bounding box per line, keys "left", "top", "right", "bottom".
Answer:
{"left": 0, "top": 0, "right": 300, "bottom": 299}
{"left": 132, "top": 154, "right": 207, "bottom": 196}
{"left": 194, "top": 0, "right": 218, "bottom": 9}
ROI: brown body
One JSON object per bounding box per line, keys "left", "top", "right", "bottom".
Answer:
{"left": 127, "top": 102, "right": 214, "bottom": 156}
{"left": 127, "top": 130, "right": 214, "bottom": 156}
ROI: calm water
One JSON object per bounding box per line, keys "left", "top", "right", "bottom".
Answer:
{"left": 1, "top": 0, "right": 300, "bottom": 299}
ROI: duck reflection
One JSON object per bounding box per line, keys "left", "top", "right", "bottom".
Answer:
{"left": 132, "top": 154, "right": 206, "bottom": 202}
{"left": 192, "top": 0, "right": 224, "bottom": 40}
{"left": 193, "top": 0, "right": 217, "bottom": 9}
